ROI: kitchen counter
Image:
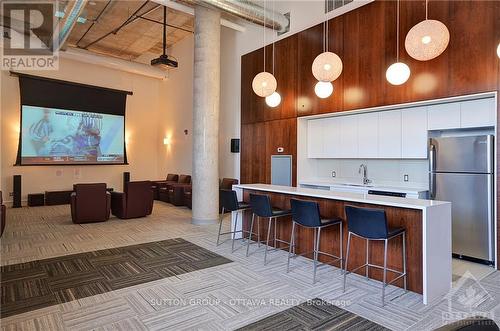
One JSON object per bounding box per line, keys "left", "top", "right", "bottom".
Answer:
{"left": 235, "top": 184, "right": 442, "bottom": 210}
{"left": 232, "top": 183, "right": 451, "bottom": 305}
{"left": 299, "top": 180, "right": 428, "bottom": 199}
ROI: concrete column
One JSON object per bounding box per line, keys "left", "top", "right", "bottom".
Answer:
{"left": 191, "top": 5, "right": 221, "bottom": 225}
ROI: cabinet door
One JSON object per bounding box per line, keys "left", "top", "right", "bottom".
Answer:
{"left": 460, "top": 98, "right": 496, "bottom": 128}
{"left": 402, "top": 106, "right": 428, "bottom": 159}
{"left": 307, "top": 119, "right": 324, "bottom": 158}
{"left": 339, "top": 115, "right": 358, "bottom": 158}
{"left": 323, "top": 117, "right": 342, "bottom": 158}
{"left": 378, "top": 110, "right": 402, "bottom": 158}
{"left": 357, "top": 112, "right": 379, "bottom": 158}
{"left": 427, "top": 102, "right": 461, "bottom": 130}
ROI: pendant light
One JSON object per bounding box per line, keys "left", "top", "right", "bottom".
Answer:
{"left": 312, "top": 19, "right": 342, "bottom": 84}
{"left": 386, "top": 0, "right": 410, "bottom": 86}
{"left": 252, "top": 0, "right": 276, "bottom": 97}
{"left": 497, "top": 43, "right": 500, "bottom": 58}
{"left": 405, "top": 0, "right": 449, "bottom": 61}
{"left": 266, "top": 0, "right": 281, "bottom": 108}
{"left": 314, "top": 81, "right": 334, "bottom": 99}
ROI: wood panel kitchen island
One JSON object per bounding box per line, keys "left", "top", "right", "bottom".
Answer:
{"left": 232, "top": 184, "right": 451, "bottom": 305}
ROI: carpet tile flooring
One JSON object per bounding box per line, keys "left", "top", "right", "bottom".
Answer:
{"left": 1, "top": 203, "right": 499, "bottom": 330}
{"left": 237, "top": 298, "right": 389, "bottom": 331}
{"left": 0, "top": 238, "right": 232, "bottom": 318}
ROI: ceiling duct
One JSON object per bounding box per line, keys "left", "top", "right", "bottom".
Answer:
{"left": 172, "top": 0, "right": 289, "bottom": 33}
{"left": 54, "top": 0, "right": 89, "bottom": 51}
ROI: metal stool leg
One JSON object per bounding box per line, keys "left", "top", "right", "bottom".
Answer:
{"left": 274, "top": 218, "right": 277, "bottom": 248}
{"left": 257, "top": 216, "right": 261, "bottom": 247}
{"left": 382, "top": 238, "right": 388, "bottom": 306}
{"left": 231, "top": 210, "right": 239, "bottom": 253}
{"left": 313, "top": 227, "right": 321, "bottom": 284}
{"left": 287, "top": 221, "right": 296, "bottom": 273}
{"left": 366, "top": 238, "right": 370, "bottom": 279}
{"left": 216, "top": 207, "right": 225, "bottom": 246}
{"left": 343, "top": 232, "right": 352, "bottom": 292}
{"left": 339, "top": 223, "right": 343, "bottom": 272}
{"left": 246, "top": 214, "right": 255, "bottom": 257}
{"left": 264, "top": 217, "right": 273, "bottom": 265}
{"left": 402, "top": 232, "right": 407, "bottom": 291}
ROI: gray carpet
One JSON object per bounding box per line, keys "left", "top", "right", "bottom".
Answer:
{"left": 237, "top": 298, "right": 389, "bottom": 331}
{"left": 1, "top": 238, "right": 232, "bottom": 318}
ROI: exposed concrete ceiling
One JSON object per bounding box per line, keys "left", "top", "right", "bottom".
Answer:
{"left": 66, "top": 0, "right": 194, "bottom": 61}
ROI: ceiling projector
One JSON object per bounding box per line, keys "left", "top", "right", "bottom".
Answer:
{"left": 151, "top": 54, "right": 178, "bottom": 68}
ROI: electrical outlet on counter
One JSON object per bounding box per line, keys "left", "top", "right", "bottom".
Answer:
{"left": 404, "top": 174, "right": 409, "bottom": 182}
{"left": 332, "top": 171, "right": 336, "bottom": 178}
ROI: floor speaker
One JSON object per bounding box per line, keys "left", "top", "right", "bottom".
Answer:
{"left": 123, "top": 172, "right": 130, "bottom": 190}
{"left": 13, "top": 175, "right": 21, "bottom": 208}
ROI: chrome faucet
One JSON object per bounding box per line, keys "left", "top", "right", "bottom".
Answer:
{"left": 359, "top": 164, "right": 372, "bottom": 185}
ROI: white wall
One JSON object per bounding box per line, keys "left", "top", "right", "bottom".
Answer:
{"left": 157, "top": 35, "right": 194, "bottom": 178}
{"left": 0, "top": 57, "right": 163, "bottom": 203}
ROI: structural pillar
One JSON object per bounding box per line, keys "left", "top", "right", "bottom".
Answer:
{"left": 191, "top": 5, "right": 221, "bottom": 225}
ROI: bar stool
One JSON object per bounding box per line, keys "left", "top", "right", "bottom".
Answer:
{"left": 343, "top": 205, "right": 407, "bottom": 306}
{"left": 247, "top": 193, "right": 292, "bottom": 265}
{"left": 217, "top": 189, "right": 251, "bottom": 252}
{"left": 287, "top": 199, "right": 343, "bottom": 284}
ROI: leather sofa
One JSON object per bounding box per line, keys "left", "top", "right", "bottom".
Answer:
{"left": 71, "top": 184, "right": 111, "bottom": 224}
{"left": 111, "top": 181, "right": 153, "bottom": 219}
{"left": 159, "top": 175, "right": 191, "bottom": 203}
{"left": 0, "top": 191, "right": 6, "bottom": 237}
{"left": 183, "top": 186, "right": 192, "bottom": 209}
{"left": 151, "top": 174, "right": 178, "bottom": 200}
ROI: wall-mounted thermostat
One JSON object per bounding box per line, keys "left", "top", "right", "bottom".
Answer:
{"left": 277, "top": 147, "right": 284, "bottom": 153}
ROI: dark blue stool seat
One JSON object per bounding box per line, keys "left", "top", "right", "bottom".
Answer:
{"left": 343, "top": 205, "right": 407, "bottom": 306}
{"left": 247, "top": 193, "right": 292, "bottom": 264}
{"left": 287, "top": 199, "right": 343, "bottom": 284}
{"left": 217, "top": 190, "right": 251, "bottom": 252}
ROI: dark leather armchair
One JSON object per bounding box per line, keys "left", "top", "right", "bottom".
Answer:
{"left": 71, "top": 184, "right": 111, "bottom": 224}
{"left": 111, "top": 181, "right": 153, "bottom": 219}
{"left": 159, "top": 175, "right": 191, "bottom": 203}
{"left": 1, "top": 191, "right": 6, "bottom": 237}
{"left": 183, "top": 186, "right": 192, "bottom": 209}
{"left": 219, "top": 178, "right": 239, "bottom": 212}
{"left": 151, "top": 174, "right": 178, "bottom": 200}
{"left": 168, "top": 183, "right": 191, "bottom": 206}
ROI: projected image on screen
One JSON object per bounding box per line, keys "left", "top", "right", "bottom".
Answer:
{"left": 21, "top": 106, "right": 125, "bottom": 165}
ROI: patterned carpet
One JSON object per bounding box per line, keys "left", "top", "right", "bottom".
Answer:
{"left": 0, "top": 238, "right": 232, "bottom": 318}
{"left": 237, "top": 298, "right": 389, "bottom": 331}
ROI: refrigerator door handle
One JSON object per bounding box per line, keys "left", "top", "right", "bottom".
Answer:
{"left": 429, "top": 143, "right": 436, "bottom": 199}
{"left": 487, "top": 174, "right": 494, "bottom": 261}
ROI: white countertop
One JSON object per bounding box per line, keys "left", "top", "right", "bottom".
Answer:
{"left": 299, "top": 179, "right": 428, "bottom": 195}
{"left": 234, "top": 184, "right": 449, "bottom": 210}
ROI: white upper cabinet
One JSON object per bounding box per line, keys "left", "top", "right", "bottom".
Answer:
{"left": 306, "top": 97, "right": 495, "bottom": 159}
{"left": 357, "top": 112, "right": 379, "bottom": 158}
{"left": 427, "top": 102, "right": 461, "bottom": 130}
{"left": 339, "top": 115, "right": 358, "bottom": 158}
{"left": 378, "top": 110, "right": 402, "bottom": 158}
{"left": 402, "top": 106, "right": 428, "bottom": 159}
{"left": 307, "top": 119, "right": 324, "bottom": 158}
{"left": 460, "top": 98, "right": 496, "bottom": 128}
{"left": 323, "top": 117, "right": 342, "bottom": 158}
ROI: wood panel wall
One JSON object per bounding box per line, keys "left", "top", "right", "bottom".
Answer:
{"left": 240, "top": 0, "right": 500, "bottom": 269}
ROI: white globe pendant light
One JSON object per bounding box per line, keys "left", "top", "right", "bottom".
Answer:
{"left": 252, "top": 0, "right": 277, "bottom": 98}
{"left": 497, "top": 43, "right": 500, "bottom": 58}
{"left": 252, "top": 72, "right": 277, "bottom": 97}
{"left": 312, "top": 52, "right": 343, "bottom": 82}
{"left": 386, "top": 62, "right": 411, "bottom": 85}
{"left": 314, "top": 81, "right": 334, "bottom": 98}
{"left": 265, "top": 91, "right": 281, "bottom": 107}
{"left": 405, "top": 1, "right": 449, "bottom": 61}
{"left": 386, "top": 0, "right": 410, "bottom": 86}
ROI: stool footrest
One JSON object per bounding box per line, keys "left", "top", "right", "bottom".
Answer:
{"left": 347, "top": 263, "right": 406, "bottom": 282}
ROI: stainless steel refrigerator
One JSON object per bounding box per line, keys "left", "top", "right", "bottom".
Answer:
{"left": 429, "top": 135, "right": 495, "bottom": 265}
